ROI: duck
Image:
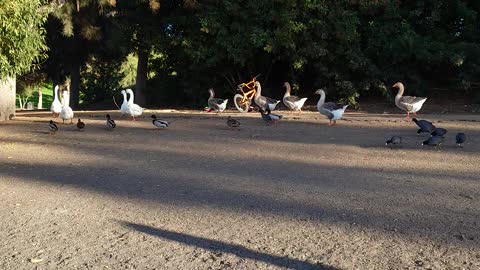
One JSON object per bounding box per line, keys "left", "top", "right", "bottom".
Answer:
{"left": 106, "top": 114, "right": 116, "bottom": 129}
{"left": 392, "top": 82, "right": 427, "bottom": 118}
{"left": 254, "top": 81, "right": 280, "bottom": 111}
{"left": 151, "top": 115, "right": 169, "bottom": 129}
{"left": 422, "top": 136, "right": 444, "bottom": 149}
{"left": 125, "top": 89, "right": 144, "bottom": 120}
{"left": 120, "top": 90, "right": 130, "bottom": 116}
{"left": 283, "top": 82, "right": 308, "bottom": 112}
{"left": 260, "top": 107, "right": 282, "bottom": 125}
{"left": 60, "top": 89, "right": 74, "bottom": 124}
{"left": 431, "top": 128, "right": 447, "bottom": 137}
{"left": 412, "top": 118, "right": 435, "bottom": 135}
{"left": 50, "top": 85, "right": 62, "bottom": 117}
{"left": 456, "top": 133, "right": 466, "bottom": 147}
{"left": 227, "top": 116, "right": 241, "bottom": 129}
{"left": 314, "top": 89, "right": 348, "bottom": 126}
{"left": 48, "top": 120, "right": 58, "bottom": 135}
{"left": 76, "top": 118, "right": 85, "bottom": 131}
{"left": 207, "top": 88, "right": 228, "bottom": 113}
{"left": 385, "top": 136, "right": 402, "bottom": 147}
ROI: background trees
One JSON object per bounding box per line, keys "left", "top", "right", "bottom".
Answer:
{"left": 12, "top": 0, "right": 480, "bottom": 110}
{"left": 0, "top": 0, "right": 51, "bottom": 120}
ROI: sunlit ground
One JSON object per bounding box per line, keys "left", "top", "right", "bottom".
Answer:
{"left": 0, "top": 110, "right": 479, "bottom": 269}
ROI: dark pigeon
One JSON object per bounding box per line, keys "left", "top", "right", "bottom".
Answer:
{"left": 260, "top": 108, "right": 282, "bottom": 125}
{"left": 422, "top": 136, "right": 444, "bottom": 149}
{"left": 412, "top": 118, "right": 435, "bottom": 134}
{"left": 385, "top": 136, "right": 402, "bottom": 148}
{"left": 456, "top": 133, "right": 466, "bottom": 147}
{"left": 431, "top": 128, "right": 447, "bottom": 137}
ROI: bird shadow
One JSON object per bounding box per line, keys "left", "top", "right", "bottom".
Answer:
{"left": 120, "top": 221, "right": 339, "bottom": 270}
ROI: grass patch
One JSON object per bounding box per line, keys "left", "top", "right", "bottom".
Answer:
{"left": 16, "top": 83, "right": 54, "bottom": 110}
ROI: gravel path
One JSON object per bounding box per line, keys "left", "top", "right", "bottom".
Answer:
{"left": 0, "top": 110, "right": 479, "bottom": 270}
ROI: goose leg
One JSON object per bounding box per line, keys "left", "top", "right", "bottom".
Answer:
{"left": 328, "top": 119, "right": 333, "bottom": 126}
{"left": 413, "top": 112, "right": 417, "bottom": 117}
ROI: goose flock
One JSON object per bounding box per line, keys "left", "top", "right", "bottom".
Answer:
{"left": 46, "top": 81, "right": 467, "bottom": 150}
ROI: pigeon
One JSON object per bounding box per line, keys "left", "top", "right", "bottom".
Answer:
{"left": 48, "top": 120, "right": 58, "bottom": 135}
{"left": 422, "top": 136, "right": 444, "bottom": 149}
{"left": 151, "top": 115, "right": 169, "bottom": 129}
{"left": 260, "top": 108, "right": 282, "bottom": 125}
{"left": 456, "top": 133, "right": 466, "bottom": 147}
{"left": 385, "top": 136, "right": 402, "bottom": 147}
{"left": 431, "top": 128, "right": 447, "bottom": 137}
{"left": 412, "top": 118, "right": 435, "bottom": 135}
{"left": 76, "top": 118, "right": 85, "bottom": 131}
{"left": 226, "top": 116, "right": 241, "bottom": 129}
{"left": 106, "top": 114, "right": 116, "bottom": 129}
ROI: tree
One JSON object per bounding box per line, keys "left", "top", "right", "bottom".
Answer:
{"left": 0, "top": 0, "right": 50, "bottom": 120}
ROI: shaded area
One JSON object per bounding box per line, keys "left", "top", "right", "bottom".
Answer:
{"left": 0, "top": 117, "right": 479, "bottom": 249}
{"left": 121, "top": 222, "right": 339, "bottom": 270}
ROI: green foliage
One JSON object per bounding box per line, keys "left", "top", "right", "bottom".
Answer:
{"left": 80, "top": 57, "right": 123, "bottom": 104}
{"left": 39, "top": 0, "right": 480, "bottom": 107}
{"left": 0, "top": 0, "right": 49, "bottom": 79}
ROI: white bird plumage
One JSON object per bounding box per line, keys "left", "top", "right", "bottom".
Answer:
{"left": 392, "top": 82, "right": 427, "bottom": 118}
{"left": 120, "top": 90, "right": 130, "bottom": 116}
{"left": 254, "top": 81, "right": 280, "bottom": 111}
{"left": 126, "top": 89, "right": 144, "bottom": 120}
{"left": 282, "top": 82, "right": 308, "bottom": 112}
{"left": 60, "top": 89, "right": 74, "bottom": 124}
{"left": 314, "top": 89, "right": 348, "bottom": 126}
{"left": 50, "top": 85, "right": 62, "bottom": 117}
{"left": 207, "top": 88, "right": 228, "bottom": 112}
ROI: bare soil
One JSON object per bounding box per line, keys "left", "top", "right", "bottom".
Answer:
{"left": 0, "top": 110, "right": 479, "bottom": 270}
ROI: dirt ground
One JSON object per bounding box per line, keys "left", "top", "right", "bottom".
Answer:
{"left": 0, "top": 109, "right": 479, "bottom": 270}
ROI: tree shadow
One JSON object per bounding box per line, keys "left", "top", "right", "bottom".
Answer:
{"left": 120, "top": 221, "right": 339, "bottom": 270}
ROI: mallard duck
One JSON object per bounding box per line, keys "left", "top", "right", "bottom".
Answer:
{"left": 207, "top": 88, "right": 228, "bottom": 113}
{"left": 254, "top": 81, "right": 280, "bottom": 111}
{"left": 120, "top": 90, "right": 130, "bottom": 116}
{"left": 392, "top": 82, "right": 427, "bottom": 118}
{"left": 283, "top": 82, "right": 308, "bottom": 112}
{"left": 125, "top": 89, "right": 144, "bottom": 120}
{"left": 106, "top": 114, "right": 116, "bottom": 129}
{"left": 260, "top": 108, "right": 282, "bottom": 125}
{"left": 151, "top": 115, "right": 169, "bottom": 129}
{"left": 385, "top": 136, "right": 402, "bottom": 147}
{"left": 48, "top": 120, "right": 58, "bottom": 135}
{"left": 60, "top": 90, "right": 74, "bottom": 124}
{"left": 227, "top": 116, "right": 241, "bottom": 129}
{"left": 50, "top": 85, "right": 62, "bottom": 117}
{"left": 314, "top": 89, "right": 348, "bottom": 126}
{"left": 431, "top": 128, "right": 447, "bottom": 137}
{"left": 422, "top": 136, "right": 444, "bottom": 149}
{"left": 412, "top": 118, "right": 435, "bottom": 135}
{"left": 456, "top": 133, "right": 466, "bottom": 147}
{"left": 76, "top": 118, "right": 85, "bottom": 131}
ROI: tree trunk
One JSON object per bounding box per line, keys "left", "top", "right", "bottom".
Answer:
{"left": 135, "top": 49, "right": 148, "bottom": 106}
{"left": 0, "top": 77, "right": 16, "bottom": 121}
{"left": 70, "top": 63, "right": 81, "bottom": 109}
{"left": 38, "top": 88, "right": 43, "bottom": 109}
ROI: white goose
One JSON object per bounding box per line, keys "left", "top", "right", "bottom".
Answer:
{"left": 50, "top": 85, "right": 62, "bottom": 117}
{"left": 207, "top": 88, "right": 228, "bottom": 113}
{"left": 120, "top": 90, "right": 130, "bottom": 116}
{"left": 254, "top": 81, "right": 280, "bottom": 111}
{"left": 392, "top": 82, "right": 427, "bottom": 118}
{"left": 282, "top": 82, "right": 308, "bottom": 112}
{"left": 125, "top": 89, "right": 144, "bottom": 120}
{"left": 60, "top": 89, "right": 74, "bottom": 124}
{"left": 314, "top": 89, "right": 348, "bottom": 126}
